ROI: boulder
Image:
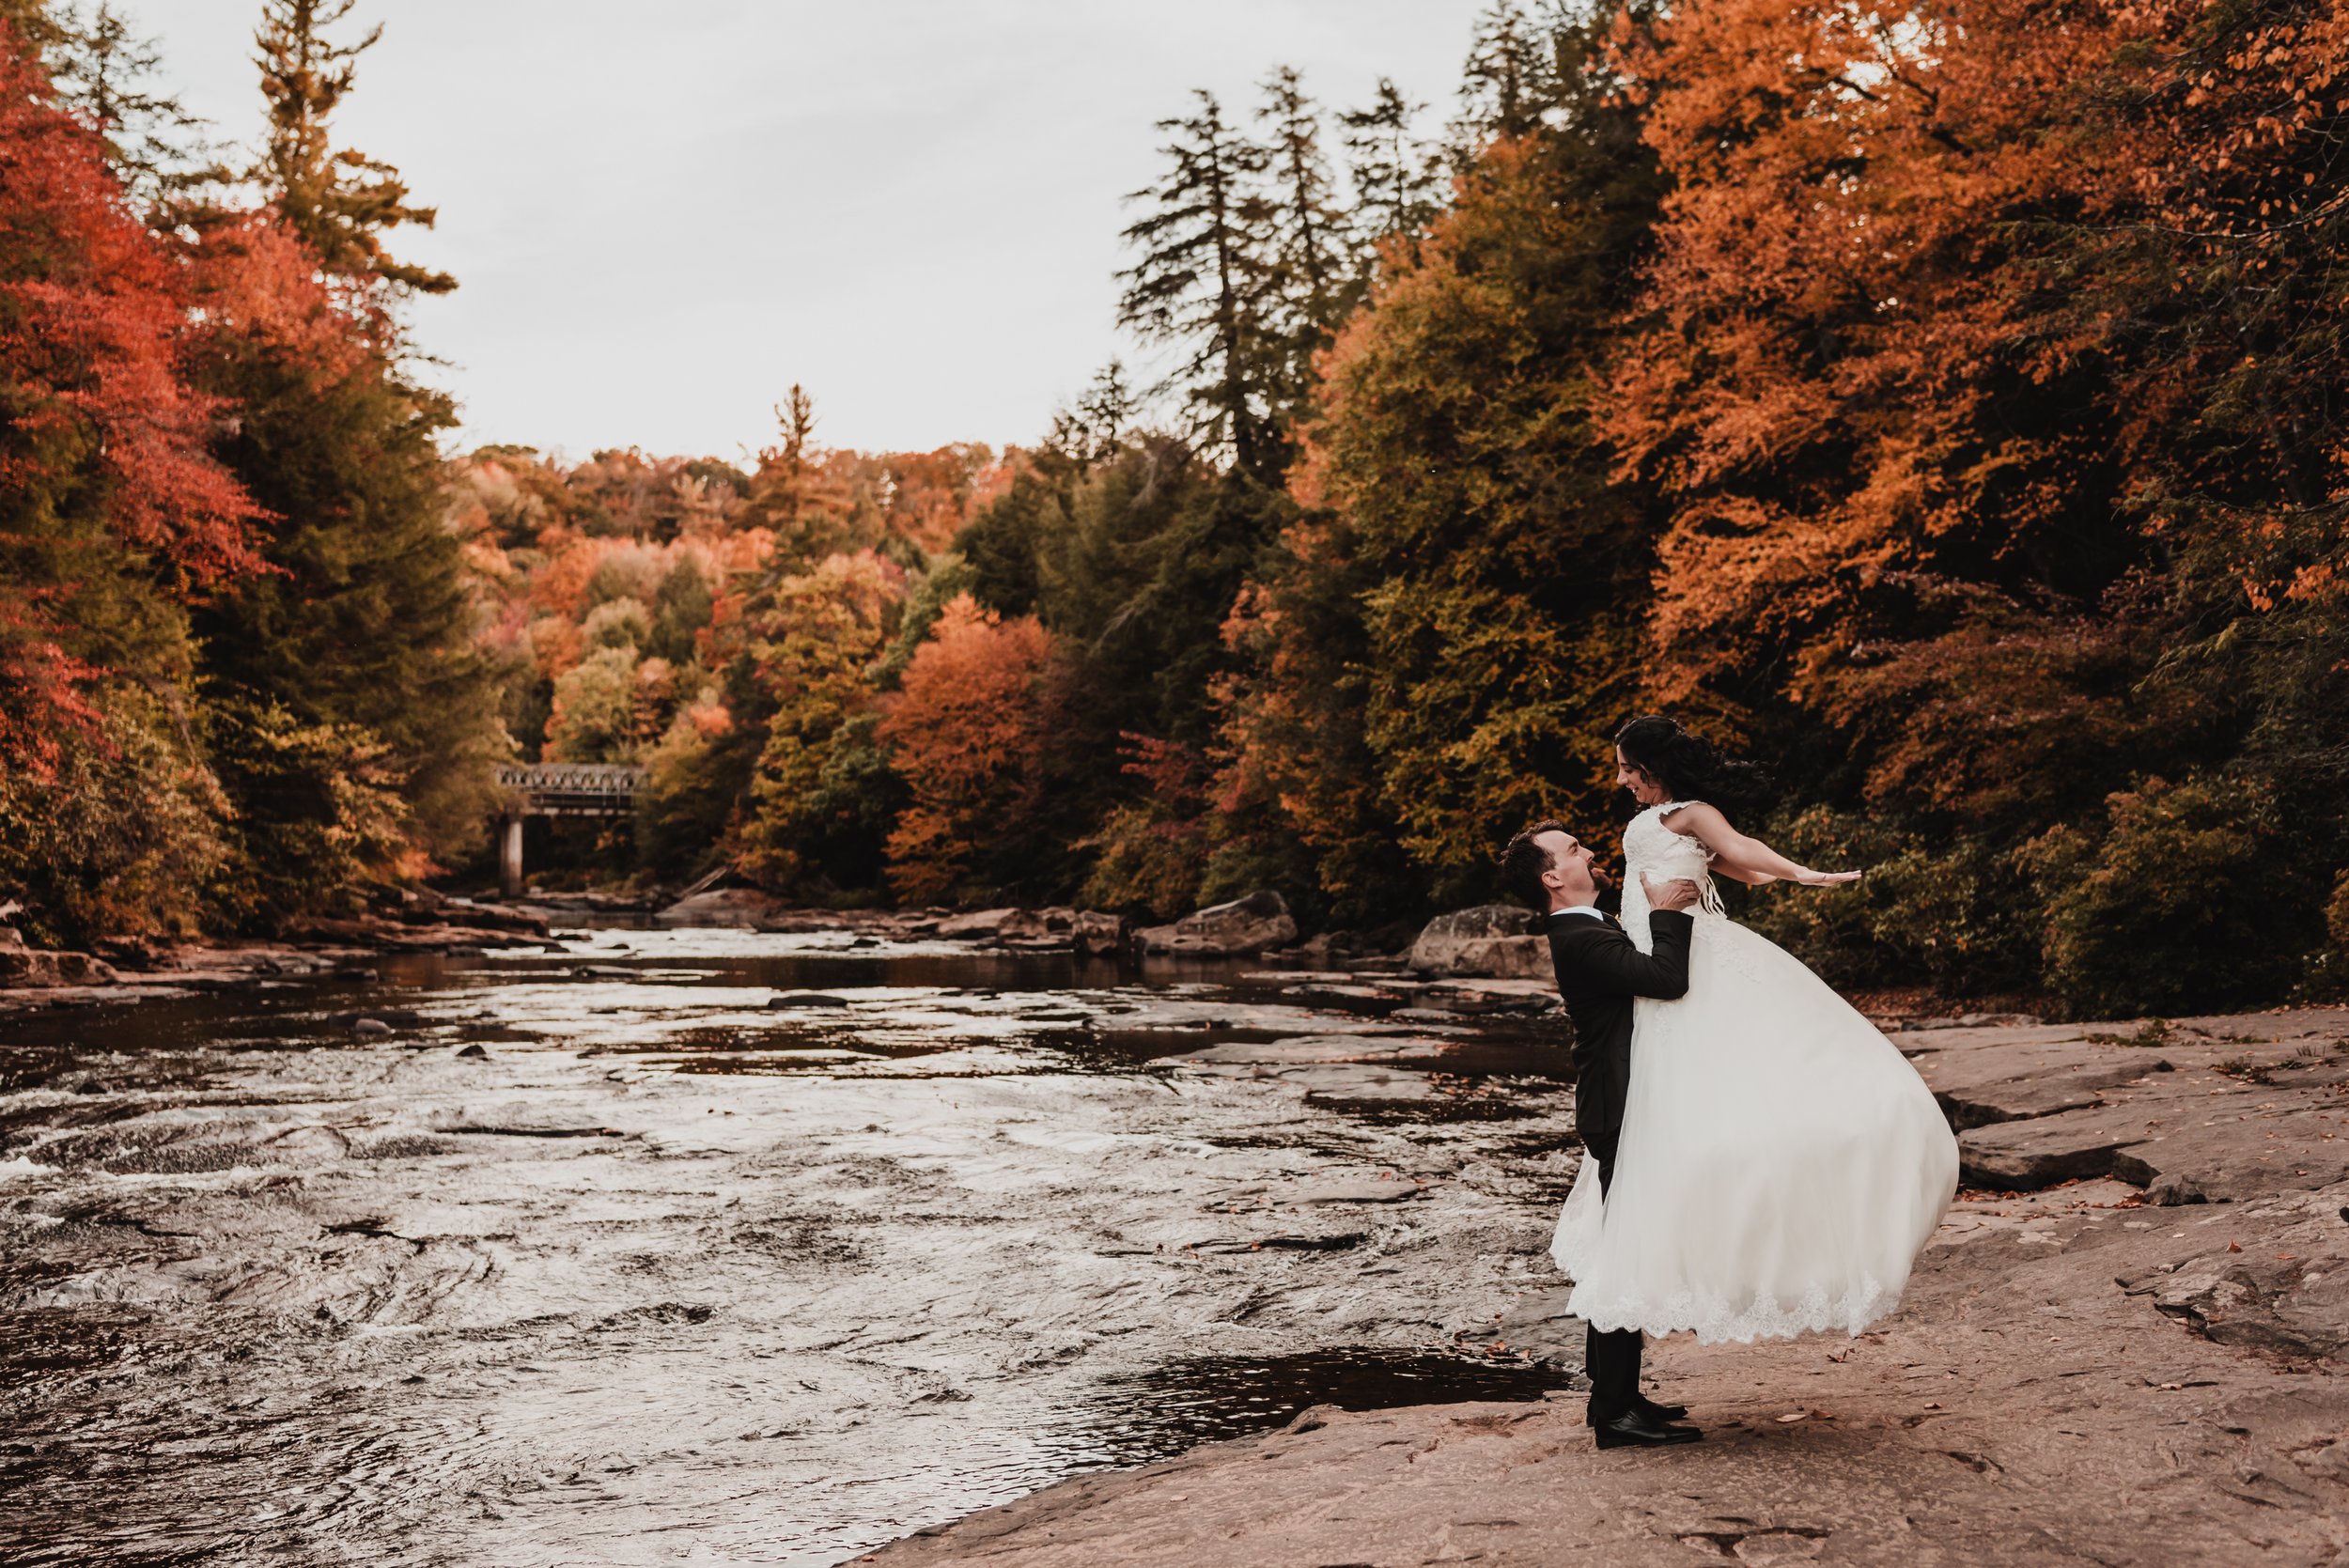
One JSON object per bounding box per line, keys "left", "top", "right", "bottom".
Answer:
{"left": 932, "top": 908, "right": 1077, "bottom": 945}
{"left": 1000, "top": 907, "right": 1080, "bottom": 947}
{"left": 438, "top": 898, "right": 552, "bottom": 937}
{"left": 1405, "top": 906, "right": 1539, "bottom": 976}
{"left": 0, "top": 928, "right": 117, "bottom": 988}
{"left": 1446, "top": 934, "right": 1553, "bottom": 981}
{"left": 935, "top": 908, "right": 1024, "bottom": 939}
{"left": 1075, "top": 910, "right": 1128, "bottom": 955}
{"left": 1268, "top": 931, "right": 1382, "bottom": 968}
{"left": 1133, "top": 892, "right": 1299, "bottom": 957}
{"left": 655, "top": 887, "right": 789, "bottom": 928}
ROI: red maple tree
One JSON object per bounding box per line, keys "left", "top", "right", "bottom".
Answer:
{"left": 0, "top": 21, "right": 263, "bottom": 772}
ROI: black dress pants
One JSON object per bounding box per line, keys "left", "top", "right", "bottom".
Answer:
{"left": 1584, "top": 1156, "right": 1642, "bottom": 1418}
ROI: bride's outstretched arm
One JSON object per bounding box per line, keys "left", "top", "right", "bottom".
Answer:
{"left": 1663, "top": 802, "right": 1861, "bottom": 888}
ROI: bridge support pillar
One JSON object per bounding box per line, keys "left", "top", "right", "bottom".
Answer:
{"left": 499, "top": 814, "right": 524, "bottom": 900}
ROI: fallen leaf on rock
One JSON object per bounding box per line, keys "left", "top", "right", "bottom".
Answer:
{"left": 1777, "top": 1411, "right": 1808, "bottom": 1423}
{"left": 2228, "top": 1241, "right": 2243, "bottom": 1252}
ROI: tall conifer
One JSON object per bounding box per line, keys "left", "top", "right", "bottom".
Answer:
{"left": 252, "top": 0, "right": 451, "bottom": 296}
{"left": 1256, "top": 66, "right": 1355, "bottom": 418}
{"left": 49, "top": 3, "right": 224, "bottom": 213}
{"left": 1341, "top": 77, "right": 1440, "bottom": 271}
{"left": 1116, "top": 90, "right": 1282, "bottom": 478}
{"left": 1448, "top": 1, "right": 1563, "bottom": 161}
{"left": 192, "top": 0, "right": 500, "bottom": 893}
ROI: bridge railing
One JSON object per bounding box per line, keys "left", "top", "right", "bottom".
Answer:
{"left": 496, "top": 763, "right": 647, "bottom": 797}
{"left": 497, "top": 763, "right": 647, "bottom": 818}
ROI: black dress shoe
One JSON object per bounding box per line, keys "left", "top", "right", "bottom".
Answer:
{"left": 1586, "top": 1394, "right": 1688, "bottom": 1427}
{"left": 1593, "top": 1408, "right": 1703, "bottom": 1449}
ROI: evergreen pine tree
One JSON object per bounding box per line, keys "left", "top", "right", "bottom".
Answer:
{"left": 1071, "top": 360, "right": 1135, "bottom": 463}
{"left": 49, "top": 2, "right": 226, "bottom": 214}
{"left": 252, "top": 0, "right": 452, "bottom": 296}
{"left": 1448, "top": 1, "right": 1563, "bottom": 162}
{"left": 1255, "top": 66, "right": 1357, "bottom": 417}
{"left": 191, "top": 0, "right": 501, "bottom": 893}
{"left": 1340, "top": 77, "right": 1440, "bottom": 271}
{"left": 1246, "top": 3, "right": 1668, "bottom": 900}
{"left": 1116, "top": 90, "right": 1282, "bottom": 479}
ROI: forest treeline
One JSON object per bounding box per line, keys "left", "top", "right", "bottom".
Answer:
{"left": 2, "top": 0, "right": 2342, "bottom": 1018}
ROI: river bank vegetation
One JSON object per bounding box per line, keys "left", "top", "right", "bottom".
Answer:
{"left": 1, "top": 0, "right": 2342, "bottom": 1018}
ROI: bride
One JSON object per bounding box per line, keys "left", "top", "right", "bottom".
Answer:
{"left": 1550, "top": 715, "right": 1959, "bottom": 1344}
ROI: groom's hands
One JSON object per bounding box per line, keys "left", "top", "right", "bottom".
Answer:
{"left": 1641, "top": 874, "right": 1701, "bottom": 912}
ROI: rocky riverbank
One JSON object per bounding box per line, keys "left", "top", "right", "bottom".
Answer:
{"left": 866, "top": 1005, "right": 2349, "bottom": 1567}
{"left": 0, "top": 889, "right": 1538, "bottom": 1017}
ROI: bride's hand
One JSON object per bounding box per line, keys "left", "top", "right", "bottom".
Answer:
{"left": 1796, "top": 868, "right": 1864, "bottom": 888}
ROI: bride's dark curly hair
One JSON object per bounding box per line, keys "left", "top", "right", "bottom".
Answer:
{"left": 1613, "top": 715, "right": 1772, "bottom": 810}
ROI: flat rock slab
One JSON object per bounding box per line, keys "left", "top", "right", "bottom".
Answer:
{"left": 867, "top": 1175, "right": 2349, "bottom": 1568}
{"left": 1958, "top": 1069, "right": 2349, "bottom": 1199}
{"left": 1289, "top": 1179, "right": 1426, "bottom": 1204}
{"left": 1906, "top": 1036, "right": 2173, "bottom": 1128}
{"left": 864, "top": 1005, "right": 2349, "bottom": 1568}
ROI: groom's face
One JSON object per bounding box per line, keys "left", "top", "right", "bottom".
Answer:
{"left": 1536, "top": 828, "right": 1604, "bottom": 903}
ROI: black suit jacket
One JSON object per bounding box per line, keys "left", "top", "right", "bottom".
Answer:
{"left": 1545, "top": 908, "right": 1695, "bottom": 1172}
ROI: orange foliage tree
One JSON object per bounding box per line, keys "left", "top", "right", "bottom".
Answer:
{"left": 878, "top": 594, "right": 1058, "bottom": 903}
{"left": 0, "top": 20, "right": 262, "bottom": 773}
{"left": 1599, "top": 0, "right": 2346, "bottom": 1003}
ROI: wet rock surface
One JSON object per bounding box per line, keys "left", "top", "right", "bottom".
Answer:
{"left": 868, "top": 1007, "right": 2349, "bottom": 1567}
{"left": 0, "top": 927, "right": 1586, "bottom": 1565}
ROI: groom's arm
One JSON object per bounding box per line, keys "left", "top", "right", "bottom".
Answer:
{"left": 1564, "top": 911, "right": 1696, "bottom": 1000}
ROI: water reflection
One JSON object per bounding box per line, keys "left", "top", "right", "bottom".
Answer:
{"left": 0, "top": 927, "right": 1581, "bottom": 1565}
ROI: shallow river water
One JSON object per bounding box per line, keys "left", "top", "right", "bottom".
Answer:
{"left": 0, "top": 927, "right": 1592, "bottom": 1565}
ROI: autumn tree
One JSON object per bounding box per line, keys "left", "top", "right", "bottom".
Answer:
{"left": 0, "top": 17, "right": 261, "bottom": 939}
{"left": 1602, "top": 0, "right": 2345, "bottom": 1010}
{"left": 878, "top": 595, "right": 1060, "bottom": 903}
{"left": 733, "top": 550, "right": 906, "bottom": 893}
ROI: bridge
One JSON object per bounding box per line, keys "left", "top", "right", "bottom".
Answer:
{"left": 494, "top": 763, "right": 646, "bottom": 896}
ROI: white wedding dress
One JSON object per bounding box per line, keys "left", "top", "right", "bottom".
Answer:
{"left": 1549, "top": 801, "right": 1959, "bottom": 1343}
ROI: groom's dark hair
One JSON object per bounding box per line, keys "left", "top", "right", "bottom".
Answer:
{"left": 1501, "top": 818, "right": 1568, "bottom": 909}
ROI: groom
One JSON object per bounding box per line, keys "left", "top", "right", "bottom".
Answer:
{"left": 1501, "top": 819, "right": 1703, "bottom": 1449}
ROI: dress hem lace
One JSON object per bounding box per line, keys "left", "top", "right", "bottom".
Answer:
{"left": 1554, "top": 1230, "right": 1900, "bottom": 1343}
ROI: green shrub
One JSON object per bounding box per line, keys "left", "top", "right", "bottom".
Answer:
{"left": 545, "top": 646, "right": 641, "bottom": 763}
{"left": 205, "top": 696, "right": 410, "bottom": 931}
{"left": 0, "top": 689, "right": 230, "bottom": 946}
{"left": 1743, "top": 806, "right": 2041, "bottom": 996}
{"left": 2021, "top": 772, "right": 2324, "bottom": 1018}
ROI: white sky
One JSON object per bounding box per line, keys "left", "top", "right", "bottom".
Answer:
{"left": 141, "top": 1, "right": 1492, "bottom": 464}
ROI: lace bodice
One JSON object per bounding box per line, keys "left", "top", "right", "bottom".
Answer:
{"left": 1619, "top": 801, "right": 1721, "bottom": 940}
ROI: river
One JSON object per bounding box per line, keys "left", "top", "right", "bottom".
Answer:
{"left": 0, "top": 925, "right": 1590, "bottom": 1565}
